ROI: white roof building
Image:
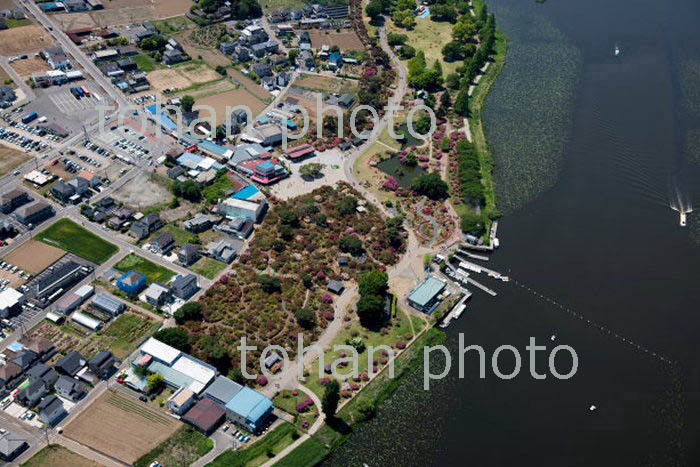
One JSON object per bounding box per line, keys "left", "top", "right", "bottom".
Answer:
{"left": 0, "top": 288, "right": 24, "bottom": 315}
{"left": 140, "top": 337, "right": 182, "bottom": 365}
{"left": 171, "top": 354, "right": 216, "bottom": 393}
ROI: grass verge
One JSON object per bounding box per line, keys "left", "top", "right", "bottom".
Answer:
{"left": 114, "top": 253, "right": 177, "bottom": 284}
{"left": 134, "top": 426, "right": 214, "bottom": 467}
{"left": 207, "top": 422, "right": 298, "bottom": 467}
{"left": 190, "top": 256, "right": 227, "bottom": 280}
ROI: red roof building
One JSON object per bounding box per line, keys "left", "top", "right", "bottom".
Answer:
{"left": 235, "top": 158, "right": 288, "bottom": 185}
{"left": 284, "top": 143, "right": 315, "bottom": 161}
{"left": 182, "top": 398, "right": 226, "bottom": 434}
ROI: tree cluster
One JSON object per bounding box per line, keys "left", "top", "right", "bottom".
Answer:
{"left": 357, "top": 269, "right": 389, "bottom": 325}
{"left": 455, "top": 139, "right": 485, "bottom": 206}
{"left": 411, "top": 172, "right": 449, "bottom": 200}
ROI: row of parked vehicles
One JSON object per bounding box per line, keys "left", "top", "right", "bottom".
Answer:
{"left": 113, "top": 135, "right": 149, "bottom": 159}
{"left": 9, "top": 117, "right": 64, "bottom": 142}
{"left": 81, "top": 139, "right": 111, "bottom": 161}
{"left": 0, "top": 127, "right": 49, "bottom": 153}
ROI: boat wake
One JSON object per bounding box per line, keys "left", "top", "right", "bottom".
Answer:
{"left": 669, "top": 179, "right": 694, "bottom": 226}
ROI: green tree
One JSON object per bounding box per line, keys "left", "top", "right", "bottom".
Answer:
{"left": 442, "top": 41, "right": 465, "bottom": 62}
{"left": 147, "top": 373, "right": 164, "bottom": 393}
{"left": 174, "top": 302, "right": 203, "bottom": 324}
{"left": 215, "top": 65, "right": 227, "bottom": 76}
{"left": 153, "top": 328, "right": 190, "bottom": 351}
{"left": 461, "top": 211, "right": 486, "bottom": 235}
{"left": 339, "top": 234, "right": 363, "bottom": 254}
{"left": 215, "top": 124, "right": 226, "bottom": 141}
{"left": 278, "top": 207, "right": 299, "bottom": 226}
{"left": 299, "top": 163, "right": 323, "bottom": 179}
{"left": 454, "top": 88, "right": 470, "bottom": 116}
{"left": 181, "top": 95, "right": 195, "bottom": 113}
{"left": 288, "top": 48, "right": 298, "bottom": 66}
{"left": 357, "top": 294, "right": 386, "bottom": 323}
{"left": 294, "top": 307, "right": 316, "bottom": 330}
{"left": 339, "top": 195, "right": 358, "bottom": 215}
{"left": 355, "top": 399, "right": 377, "bottom": 421}
{"left": 411, "top": 172, "right": 449, "bottom": 199}
{"left": 365, "top": 0, "right": 383, "bottom": 21}
{"left": 172, "top": 179, "right": 202, "bottom": 202}
{"left": 359, "top": 270, "right": 389, "bottom": 297}
{"left": 445, "top": 72, "right": 460, "bottom": 89}
{"left": 322, "top": 379, "right": 340, "bottom": 420}
{"left": 257, "top": 274, "right": 281, "bottom": 293}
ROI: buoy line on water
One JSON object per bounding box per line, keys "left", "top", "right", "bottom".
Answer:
{"left": 510, "top": 278, "right": 674, "bottom": 366}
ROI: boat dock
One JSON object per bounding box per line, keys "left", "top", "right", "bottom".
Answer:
{"left": 438, "top": 291, "right": 472, "bottom": 328}
{"left": 466, "top": 277, "right": 497, "bottom": 297}
{"left": 457, "top": 249, "right": 489, "bottom": 262}
{"left": 454, "top": 254, "right": 509, "bottom": 282}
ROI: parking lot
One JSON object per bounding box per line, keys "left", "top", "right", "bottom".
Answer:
{"left": 48, "top": 85, "right": 102, "bottom": 114}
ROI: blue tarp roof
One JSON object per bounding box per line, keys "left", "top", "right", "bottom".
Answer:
{"left": 256, "top": 116, "right": 269, "bottom": 124}
{"left": 146, "top": 104, "right": 178, "bottom": 131}
{"left": 283, "top": 119, "right": 297, "bottom": 129}
{"left": 258, "top": 160, "right": 275, "bottom": 170}
{"left": 232, "top": 185, "right": 260, "bottom": 200}
{"left": 225, "top": 387, "right": 273, "bottom": 423}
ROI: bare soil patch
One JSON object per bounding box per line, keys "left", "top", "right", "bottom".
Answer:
{"left": 295, "top": 73, "right": 359, "bottom": 94}
{"left": 228, "top": 68, "right": 271, "bottom": 101}
{"left": 2, "top": 240, "right": 66, "bottom": 274}
{"left": 53, "top": 1, "right": 192, "bottom": 31}
{"left": 112, "top": 170, "right": 173, "bottom": 209}
{"left": 63, "top": 390, "right": 181, "bottom": 464}
{"left": 0, "top": 25, "right": 52, "bottom": 55}
{"left": 309, "top": 29, "right": 364, "bottom": 51}
{"left": 10, "top": 56, "right": 50, "bottom": 80}
{"left": 196, "top": 88, "right": 266, "bottom": 125}
{"left": 0, "top": 146, "right": 30, "bottom": 177}
{"left": 146, "top": 62, "right": 220, "bottom": 93}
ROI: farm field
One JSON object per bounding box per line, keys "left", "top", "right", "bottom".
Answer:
{"left": 34, "top": 218, "right": 118, "bottom": 264}
{"left": 2, "top": 240, "right": 66, "bottom": 275}
{"left": 146, "top": 61, "right": 222, "bottom": 94}
{"left": 0, "top": 146, "right": 30, "bottom": 177}
{"left": 29, "top": 311, "right": 160, "bottom": 360}
{"left": 175, "top": 24, "right": 232, "bottom": 68}
{"left": 294, "top": 73, "right": 359, "bottom": 95}
{"left": 52, "top": 0, "right": 192, "bottom": 31}
{"left": 0, "top": 25, "right": 52, "bottom": 55}
{"left": 196, "top": 88, "right": 267, "bottom": 125}
{"left": 63, "top": 390, "right": 182, "bottom": 464}
{"left": 133, "top": 426, "right": 213, "bottom": 467}
{"left": 228, "top": 68, "right": 271, "bottom": 101}
{"left": 10, "top": 56, "right": 50, "bottom": 80}
{"left": 22, "top": 444, "right": 99, "bottom": 467}
{"left": 114, "top": 253, "right": 177, "bottom": 284}
{"left": 309, "top": 29, "right": 364, "bottom": 51}
{"left": 190, "top": 257, "right": 226, "bottom": 280}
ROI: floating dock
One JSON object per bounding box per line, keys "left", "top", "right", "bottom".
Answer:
{"left": 457, "top": 249, "right": 489, "bottom": 262}
{"left": 466, "top": 277, "right": 497, "bottom": 297}
{"left": 438, "top": 291, "right": 472, "bottom": 328}
{"left": 455, "top": 255, "right": 509, "bottom": 282}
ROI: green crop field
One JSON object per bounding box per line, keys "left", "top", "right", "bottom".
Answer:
{"left": 35, "top": 218, "right": 118, "bottom": 264}
{"left": 114, "top": 254, "right": 176, "bottom": 284}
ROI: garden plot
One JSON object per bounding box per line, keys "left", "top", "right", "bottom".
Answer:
{"left": 63, "top": 390, "right": 181, "bottom": 465}
{"left": 10, "top": 56, "right": 50, "bottom": 80}
{"left": 146, "top": 62, "right": 221, "bottom": 94}
{"left": 309, "top": 29, "right": 364, "bottom": 51}
{"left": 195, "top": 88, "right": 266, "bottom": 125}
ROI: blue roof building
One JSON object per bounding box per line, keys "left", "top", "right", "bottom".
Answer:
{"left": 146, "top": 104, "right": 178, "bottom": 132}
{"left": 117, "top": 270, "right": 147, "bottom": 295}
{"left": 224, "top": 387, "right": 273, "bottom": 433}
{"left": 407, "top": 275, "right": 447, "bottom": 313}
{"left": 232, "top": 185, "right": 261, "bottom": 200}
{"left": 283, "top": 119, "right": 297, "bottom": 130}
{"left": 329, "top": 52, "right": 343, "bottom": 70}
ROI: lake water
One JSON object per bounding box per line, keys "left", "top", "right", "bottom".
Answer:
{"left": 324, "top": 0, "right": 700, "bottom": 465}
{"left": 376, "top": 156, "right": 427, "bottom": 188}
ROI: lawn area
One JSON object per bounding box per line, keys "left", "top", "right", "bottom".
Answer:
{"left": 101, "top": 312, "right": 162, "bottom": 359}
{"left": 190, "top": 256, "right": 227, "bottom": 280}
{"left": 303, "top": 305, "right": 421, "bottom": 401}
{"left": 387, "top": 16, "right": 461, "bottom": 76}
{"left": 207, "top": 423, "right": 298, "bottom": 467}
{"left": 35, "top": 218, "right": 118, "bottom": 264}
{"left": 114, "top": 253, "right": 177, "bottom": 284}
{"left": 21, "top": 444, "right": 98, "bottom": 467}
{"left": 143, "top": 223, "right": 192, "bottom": 247}
{"left": 132, "top": 54, "right": 159, "bottom": 72}
{"left": 272, "top": 436, "right": 329, "bottom": 467}
{"left": 273, "top": 388, "right": 319, "bottom": 431}
{"left": 134, "top": 426, "right": 214, "bottom": 467}
{"left": 152, "top": 15, "right": 195, "bottom": 36}
{"left": 202, "top": 171, "right": 237, "bottom": 204}
{"left": 7, "top": 18, "right": 31, "bottom": 28}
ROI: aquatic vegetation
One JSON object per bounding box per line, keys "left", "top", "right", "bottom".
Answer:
{"left": 483, "top": 8, "right": 582, "bottom": 212}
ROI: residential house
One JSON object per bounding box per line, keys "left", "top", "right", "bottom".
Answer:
{"left": 241, "top": 25, "right": 268, "bottom": 45}
{"left": 15, "top": 201, "right": 54, "bottom": 225}
{"left": 0, "top": 85, "right": 16, "bottom": 109}
{"left": 0, "top": 432, "right": 27, "bottom": 461}
{"left": 251, "top": 62, "right": 272, "bottom": 78}
{"left": 152, "top": 231, "right": 176, "bottom": 255}
{"left": 178, "top": 243, "right": 200, "bottom": 266}
{"left": 67, "top": 177, "right": 90, "bottom": 196}
{"left": 270, "top": 54, "right": 288, "bottom": 67}
{"left": 44, "top": 46, "right": 70, "bottom": 70}
{"left": 50, "top": 181, "right": 75, "bottom": 203}
{"left": 328, "top": 51, "right": 342, "bottom": 70}
{"left": 0, "top": 362, "right": 21, "bottom": 390}
{"left": 171, "top": 274, "right": 199, "bottom": 300}
{"left": 220, "top": 41, "right": 236, "bottom": 55}
{"left": 117, "top": 270, "right": 147, "bottom": 294}
{"left": 207, "top": 239, "right": 237, "bottom": 264}
{"left": 16, "top": 379, "right": 48, "bottom": 407}
{"left": 300, "top": 49, "right": 314, "bottom": 69}
{"left": 37, "top": 395, "right": 67, "bottom": 426}
{"left": 26, "top": 363, "right": 58, "bottom": 387}
{"left": 117, "top": 58, "right": 137, "bottom": 71}
{"left": 184, "top": 214, "right": 216, "bottom": 233}
{"left": 167, "top": 165, "right": 185, "bottom": 180}
{"left": 144, "top": 282, "right": 170, "bottom": 307}
{"left": 88, "top": 350, "right": 115, "bottom": 379}
{"left": 55, "top": 351, "right": 86, "bottom": 377}
{"left": 0, "top": 189, "right": 30, "bottom": 214}
{"left": 163, "top": 48, "right": 185, "bottom": 65}
{"left": 12, "top": 350, "right": 38, "bottom": 371}
{"left": 233, "top": 46, "right": 251, "bottom": 62}
{"left": 167, "top": 387, "right": 195, "bottom": 415}
{"left": 276, "top": 71, "right": 291, "bottom": 87}
{"left": 54, "top": 375, "right": 85, "bottom": 402}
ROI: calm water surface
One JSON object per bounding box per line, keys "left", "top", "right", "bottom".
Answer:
{"left": 325, "top": 0, "right": 700, "bottom": 465}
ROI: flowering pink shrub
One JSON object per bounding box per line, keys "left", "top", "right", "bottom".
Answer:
{"left": 383, "top": 176, "right": 400, "bottom": 191}
{"left": 395, "top": 340, "right": 406, "bottom": 349}
{"left": 320, "top": 377, "right": 330, "bottom": 386}
{"left": 257, "top": 376, "right": 268, "bottom": 386}
{"left": 296, "top": 397, "right": 314, "bottom": 413}
{"left": 291, "top": 390, "right": 298, "bottom": 396}
{"left": 351, "top": 383, "right": 360, "bottom": 391}
{"left": 381, "top": 358, "right": 388, "bottom": 364}
{"left": 322, "top": 294, "right": 333, "bottom": 304}
{"left": 302, "top": 421, "right": 310, "bottom": 428}
{"left": 361, "top": 372, "right": 369, "bottom": 381}
{"left": 323, "top": 311, "right": 335, "bottom": 320}
{"left": 341, "top": 391, "right": 352, "bottom": 398}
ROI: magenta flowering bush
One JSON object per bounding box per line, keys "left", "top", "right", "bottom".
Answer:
{"left": 296, "top": 397, "right": 314, "bottom": 413}
{"left": 257, "top": 376, "right": 268, "bottom": 386}
{"left": 320, "top": 377, "right": 330, "bottom": 385}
